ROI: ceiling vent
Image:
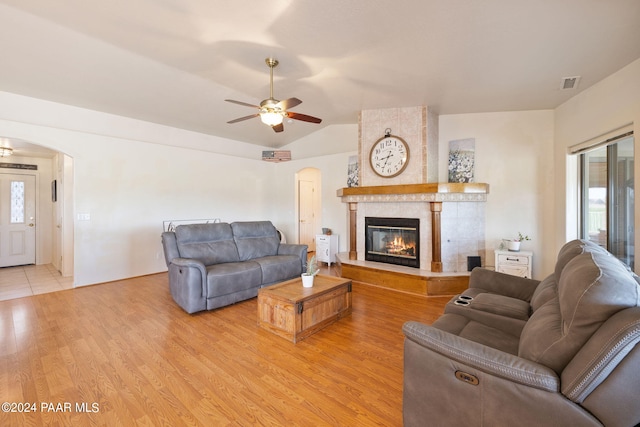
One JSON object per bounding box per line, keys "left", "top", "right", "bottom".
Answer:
{"left": 560, "top": 76, "right": 581, "bottom": 90}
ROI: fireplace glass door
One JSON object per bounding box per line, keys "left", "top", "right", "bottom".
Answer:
{"left": 365, "top": 217, "right": 419, "bottom": 268}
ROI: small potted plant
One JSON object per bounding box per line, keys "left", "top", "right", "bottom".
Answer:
{"left": 505, "top": 232, "right": 530, "bottom": 252}
{"left": 302, "top": 255, "right": 318, "bottom": 288}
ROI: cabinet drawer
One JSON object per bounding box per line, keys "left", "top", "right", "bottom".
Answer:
{"left": 498, "top": 254, "right": 529, "bottom": 265}
{"left": 317, "top": 235, "right": 330, "bottom": 243}
{"left": 497, "top": 265, "right": 529, "bottom": 277}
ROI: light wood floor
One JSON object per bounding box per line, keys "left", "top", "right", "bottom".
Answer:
{"left": 0, "top": 267, "right": 448, "bottom": 426}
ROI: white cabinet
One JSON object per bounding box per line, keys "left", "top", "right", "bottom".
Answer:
{"left": 316, "top": 234, "right": 338, "bottom": 266}
{"left": 495, "top": 250, "right": 533, "bottom": 278}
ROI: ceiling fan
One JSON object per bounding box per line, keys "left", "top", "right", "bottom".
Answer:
{"left": 225, "top": 58, "right": 322, "bottom": 133}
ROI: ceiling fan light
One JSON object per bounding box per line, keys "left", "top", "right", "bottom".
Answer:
{"left": 260, "top": 111, "right": 284, "bottom": 126}
{"left": 0, "top": 147, "right": 13, "bottom": 157}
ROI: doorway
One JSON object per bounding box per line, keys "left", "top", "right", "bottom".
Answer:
{"left": 296, "top": 168, "right": 321, "bottom": 251}
{"left": 0, "top": 173, "right": 36, "bottom": 267}
{"left": 0, "top": 140, "right": 73, "bottom": 277}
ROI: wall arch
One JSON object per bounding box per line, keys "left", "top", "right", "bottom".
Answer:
{"left": 0, "top": 137, "right": 74, "bottom": 278}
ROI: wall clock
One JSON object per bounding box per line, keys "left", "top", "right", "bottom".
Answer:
{"left": 369, "top": 131, "right": 410, "bottom": 178}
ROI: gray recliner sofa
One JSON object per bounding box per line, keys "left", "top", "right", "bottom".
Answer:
{"left": 403, "top": 239, "right": 640, "bottom": 427}
{"left": 162, "top": 221, "right": 307, "bottom": 314}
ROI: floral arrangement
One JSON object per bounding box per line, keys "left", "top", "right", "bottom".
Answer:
{"left": 448, "top": 149, "right": 475, "bottom": 183}
{"left": 304, "top": 255, "right": 318, "bottom": 276}
{"left": 514, "top": 232, "right": 531, "bottom": 242}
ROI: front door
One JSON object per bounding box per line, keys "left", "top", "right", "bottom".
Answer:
{"left": 0, "top": 173, "right": 36, "bottom": 267}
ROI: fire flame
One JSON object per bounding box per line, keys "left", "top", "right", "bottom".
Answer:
{"left": 385, "top": 235, "right": 415, "bottom": 255}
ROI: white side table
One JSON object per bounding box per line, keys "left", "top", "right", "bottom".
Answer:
{"left": 316, "top": 234, "right": 339, "bottom": 267}
{"left": 495, "top": 250, "right": 533, "bottom": 278}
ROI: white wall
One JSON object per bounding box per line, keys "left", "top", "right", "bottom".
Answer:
{"left": 439, "top": 111, "right": 555, "bottom": 277}
{"left": 70, "top": 140, "right": 276, "bottom": 285}
{"left": 555, "top": 58, "right": 640, "bottom": 272}
{"left": 0, "top": 91, "right": 281, "bottom": 286}
{"left": 273, "top": 124, "right": 358, "bottom": 253}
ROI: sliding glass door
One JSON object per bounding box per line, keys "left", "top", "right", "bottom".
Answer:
{"left": 580, "top": 134, "right": 634, "bottom": 269}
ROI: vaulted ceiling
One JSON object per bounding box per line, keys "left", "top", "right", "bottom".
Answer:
{"left": 1, "top": 0, "right": 639, "bottom": 149}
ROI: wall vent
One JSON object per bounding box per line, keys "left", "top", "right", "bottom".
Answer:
{"left": 560, "top": 76, "right": 581, "bottom": 90}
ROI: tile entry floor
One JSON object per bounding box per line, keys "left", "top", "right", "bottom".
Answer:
{"left": 0, "top": 264, "right": 74, "bottom": 302}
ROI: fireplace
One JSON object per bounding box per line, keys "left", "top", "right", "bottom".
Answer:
{"left": 365, "top": 217, "right": 420, "bottom": 268}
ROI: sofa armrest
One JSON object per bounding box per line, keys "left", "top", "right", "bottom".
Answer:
{"left": 167, "top": 258, "right": 208, "bottom": 314}
{"left": 161, "top": 231, "right": 180, "bottom": 268}
{"left": 171, "top": 257, "right": 207, "bottom": 276}
{"left": 469, "top": 267, "right": 540, "bottom": 301}
{"left": 403, "top": 321, "right": 559, "bottom": 392}
{"left": 278, "top": 243, "right": 308, "bottom": 269}
{"left": 278, "top": 243, "right": 308, "bottom": 257}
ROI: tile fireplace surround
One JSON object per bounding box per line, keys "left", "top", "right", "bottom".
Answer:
{"left": 337, "top": 183, "right": 489, "bottom": 273}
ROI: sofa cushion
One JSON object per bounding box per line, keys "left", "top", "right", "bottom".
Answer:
{"left": 432, "top": 313, "right": 520, "bottom": 355}
{"left": 554, "top": 239, "right": 610, "bottom": 280}
{"left": 443, "top": 294, "right": 528, "bottom": 337}
{"left": 470, "top": 293, "right": 531, "bottom": 320}
{"left": 253, "top": 255, "right": 303, "bottom": 286}
{"left": 206, "top": 261, "right": 262, "bottom": 297}
{"left": 519, "top": 250, "right": 640, "bottom": 373}
{"left": 554, "top": 239, "right": 587, "bottom": 278}
{"left": 531, "top": 240, "right": 608, "bottom": 313}
{"left": 529, "top": 275, "right": 557, "bottom": 312}
{"left": 231, "top": 221, "right": 280, "bottom": 261}
{"left": 175, "top": 223, "right": 240, "bottom": 265}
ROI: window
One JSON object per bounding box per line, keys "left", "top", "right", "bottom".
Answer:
{"left": 10, "top": 180, "right": 25, "bottom": 224}
{"left": 579, "top": 133, "right": 634, "bottom": 269}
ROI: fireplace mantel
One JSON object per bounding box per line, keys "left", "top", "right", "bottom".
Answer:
{"left": 337, "top": 183, "right": 489, "bottom": 272}
{"left": 337, "top": 183, "right": 489, "bottom": 201}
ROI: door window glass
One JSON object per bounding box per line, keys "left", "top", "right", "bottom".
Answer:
{"left": 10, "top": 181, "right": 25, "bottom": 224}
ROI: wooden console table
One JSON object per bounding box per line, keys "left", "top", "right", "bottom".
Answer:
{"left": 257, "top": 275, "right": 352, "bottom": 343}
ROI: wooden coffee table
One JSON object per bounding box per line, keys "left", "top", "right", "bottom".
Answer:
{"left": 257, "top": 275, "right": 352, "bottom": 343}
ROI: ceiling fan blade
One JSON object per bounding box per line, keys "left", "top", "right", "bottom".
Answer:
{"left": 286, "top": 112, "right": 322, "bottom": 124}
{"left": 227, "top": 113, "right": 259, "bottom": 124}
{"left": 277, "top": 97, "right": 302, "bottom": 110}
{"left": 225, "top": 99, "right": 260, "bottom": 109}
{"left": 225, "top": 60, "right": 313, "bottom": 133}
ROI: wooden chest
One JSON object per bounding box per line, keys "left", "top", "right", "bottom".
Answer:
{"left": 257, "top": 275, "right": 352, "bottom": 343}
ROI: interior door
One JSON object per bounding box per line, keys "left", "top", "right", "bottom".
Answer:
{"left": 0, "top": 173, "right": 36, "bottom": 267}
{"left": 298, "top": 179, "right": 315, "bottom": 251}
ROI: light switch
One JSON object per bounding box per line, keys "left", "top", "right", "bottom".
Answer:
{"left": 78, "top": 213, "right": 91, "bottom": 221}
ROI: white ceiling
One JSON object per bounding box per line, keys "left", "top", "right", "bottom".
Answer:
{"left": 0, "top": 0, "right": 639, "bottom": 150}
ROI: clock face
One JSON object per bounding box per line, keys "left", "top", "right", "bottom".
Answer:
{"left": 369, "top": 135, "right": 410, "bottom": 177}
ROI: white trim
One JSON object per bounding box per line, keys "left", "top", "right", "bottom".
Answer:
{"left": 568, "top": 123, "right": 634, "bottom": 154}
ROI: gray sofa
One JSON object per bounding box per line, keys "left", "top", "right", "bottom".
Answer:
{"left": 403, "top": 239, "right": 640, "bottom": 427}
{"left": 161, "top": 221, "right": 307, "bottom": 314}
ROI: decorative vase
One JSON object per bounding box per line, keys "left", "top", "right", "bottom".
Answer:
{"left": 301, "top": 274, "right": 314, "bottom": 288}
{"left": 507, "top": 241, "right": 521, "bottom": 252}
